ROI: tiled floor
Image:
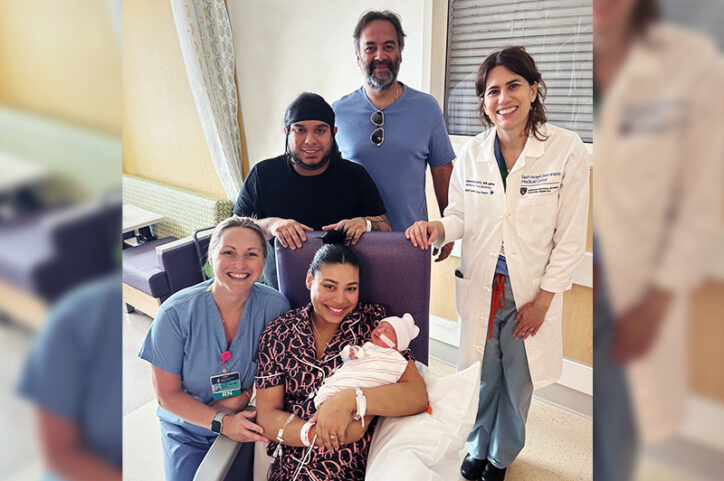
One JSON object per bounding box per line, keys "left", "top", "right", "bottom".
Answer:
{"left": 497, "top": 399, "right": 592, "bottom": 481}
{"left": 0, "top": 320, "right": 42, "bottom": 481}
{"left": 419, "top": 359, "right": 593, "bottom": 480}
{"left": 123, "top": 309, "right": 165, "bottom": 481}
{"left": 123, "top": 309, "right": 156, "bottom": 416}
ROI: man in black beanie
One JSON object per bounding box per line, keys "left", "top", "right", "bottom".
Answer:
{"left": 233, "top": 92, "right": 390, "bottom": 288}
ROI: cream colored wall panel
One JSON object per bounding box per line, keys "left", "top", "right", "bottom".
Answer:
{"left": 122, "top": 0, "right": 225, "bottom": 198}
{"left": 562, "top": 285, "right": 593, "bottom": 366}
{"left": 229, "top": 1, "right": 426, "bottom": 168}
{"left": 430, "top": 256, "right": 459, "bottom": 322}
{"left": 689, "top": 280, "right": 724, "bottom": 402}
{"left": 0, "top": 0, "right": 121, "bottom": 134}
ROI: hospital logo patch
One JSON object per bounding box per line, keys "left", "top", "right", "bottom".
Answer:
{"left": 520, "top": 172, "right": 561, "bottom": 195}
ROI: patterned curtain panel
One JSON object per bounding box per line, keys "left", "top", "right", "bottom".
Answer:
{"left": 169, "top": 0, "right": 244, "bottom": 201}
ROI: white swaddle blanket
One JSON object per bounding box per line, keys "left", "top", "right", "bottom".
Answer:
{"left": 313, "top": 342, "right": 408, "bottom": 407}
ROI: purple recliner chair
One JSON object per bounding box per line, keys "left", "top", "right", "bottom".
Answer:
{"left": 275, "top": 231, "right": 431, "bottom": 364}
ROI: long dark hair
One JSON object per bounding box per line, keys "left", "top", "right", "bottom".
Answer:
{"left": 475, "top": 46, "right": 548, "bottom": 141}
{"left": 309, "top": 230, "right": 360, "bottom": 277}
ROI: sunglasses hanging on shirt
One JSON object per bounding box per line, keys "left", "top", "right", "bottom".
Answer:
{"left": 370, "top": 109, "right": 384, "bottom": 147}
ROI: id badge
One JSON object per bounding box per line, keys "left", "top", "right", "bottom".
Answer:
{"left": 210, "top": 371, "right": 241, "bottom": 400}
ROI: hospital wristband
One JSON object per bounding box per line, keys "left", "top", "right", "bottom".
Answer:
{"left": 276, "top": 413, "right": 295, "bottom": 444}
{"left": 354, "top": 387, "right": 367, "bottom": 428}
{"left": 300, "top": 421, "right": 316, "bottom": 447}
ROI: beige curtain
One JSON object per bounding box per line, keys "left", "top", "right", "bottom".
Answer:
{"left": 169, "top": 0, "right": 245, "bottom": 201}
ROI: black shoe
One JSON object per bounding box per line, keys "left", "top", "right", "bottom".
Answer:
{"left": 481, "top": 462, "right": 507, "bottom": 481}
{"left": 460, "top": 454, "right": 488, "bottom": 480}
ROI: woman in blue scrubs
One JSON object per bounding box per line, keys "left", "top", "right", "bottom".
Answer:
{"left": 18, "top": 273, "right": 122, "bottom": 481}
{"left": 139, "top": 216, "right": 290, "bottom": 481}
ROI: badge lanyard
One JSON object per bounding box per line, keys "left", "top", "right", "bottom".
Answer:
{"left": 221, "top": 350, "right": 231, "bottom": 373}
{"left": 210, "top": 350, "right": 241, "bottom": 400}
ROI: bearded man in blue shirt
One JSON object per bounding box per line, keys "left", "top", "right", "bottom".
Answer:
{"left": 333, "top": 10, "right": 456, "bottom": 261}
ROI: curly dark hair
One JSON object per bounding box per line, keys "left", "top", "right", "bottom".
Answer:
{"left": 474, "top": 46, "right": 548, "bottom": 141}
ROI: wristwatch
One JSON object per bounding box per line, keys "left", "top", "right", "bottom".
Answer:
{"left": 365, "top": 218, "right": 372, "bottom": 232}
{"left": 211, "top": 411, "right": 228, "bottom": 434}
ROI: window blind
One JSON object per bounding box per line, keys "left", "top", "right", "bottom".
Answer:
{"left": 445, "top": 0, "right": 593, "bottom": 142}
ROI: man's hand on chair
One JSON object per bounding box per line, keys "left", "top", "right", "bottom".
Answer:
{"left": 270, "top": 219, "right": 313, "bottom": 250}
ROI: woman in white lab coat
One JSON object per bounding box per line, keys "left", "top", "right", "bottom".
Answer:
{"left": 406, "top": 46, "right": 589, "bottom": 481}
{"left": 594, "top": 1, "right": 724, "bottom": 479}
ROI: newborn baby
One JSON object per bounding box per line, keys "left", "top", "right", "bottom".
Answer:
{"left": 313, "top": 313, "right": 420, "bottom": 408}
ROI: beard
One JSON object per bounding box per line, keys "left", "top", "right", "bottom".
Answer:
{"left": 287, "top": 144, "right": 334, "bottom": 172}
{"left": 363, "top": 56, "right": 401, "bottom": 91}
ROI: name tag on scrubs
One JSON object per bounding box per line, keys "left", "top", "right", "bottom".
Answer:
{"left": 210, "top": 372, "right": 241, "bottom": 400}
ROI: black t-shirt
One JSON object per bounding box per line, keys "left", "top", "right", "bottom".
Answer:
{"left": 233, "top": 154, "right": 386, "bottom": 228}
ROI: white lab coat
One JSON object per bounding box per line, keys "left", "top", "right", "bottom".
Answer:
{"left": 596, "top": 23, "right": 724, "bottom": 444}
{"left": 437, "top": 123, "right": 589, "bottom": 389}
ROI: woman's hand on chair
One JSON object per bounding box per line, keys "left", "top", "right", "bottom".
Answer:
{"left": 221, "top": 409, "right": 270, "bottom": 443}
{"left": 405, "top": 220, "right": 443, "bottom": 250}
{"left": 311, "top": 390, "right": 356, "bottom": 451}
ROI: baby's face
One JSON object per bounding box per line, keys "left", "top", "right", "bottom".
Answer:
{"left": 371, "top": 321, "right": 398, "bottom": 349}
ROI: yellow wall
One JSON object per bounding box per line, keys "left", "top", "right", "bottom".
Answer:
{"left": 0, "top": 0, "right": 121, "bottom": 134}
{"left": 689, "top": 280, "right": 724, "bottom": 403}
{"left": 122, "top": 0, "right": 226, "bottom": 198}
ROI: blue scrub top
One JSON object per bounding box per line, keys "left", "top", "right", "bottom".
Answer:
{"left": 139, "top": 279, "right": 289, "bottom": 436}
{"left": 493, "top": 134, "right": 510, "bottom": 277}
{"left": 17, "top": 273, "right": 123, "bottom": 481}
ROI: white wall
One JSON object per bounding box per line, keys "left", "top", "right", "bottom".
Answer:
{"left": 228, "top": 1, "right": 430, "bottom": 166}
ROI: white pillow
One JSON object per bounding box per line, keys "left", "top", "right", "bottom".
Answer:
{"left": 365, "top": 361, "right": 481, "bottom": 480}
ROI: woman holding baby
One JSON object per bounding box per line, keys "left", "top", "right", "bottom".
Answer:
{"left": 254, "top": 231, "right": 428, "bottom": 480}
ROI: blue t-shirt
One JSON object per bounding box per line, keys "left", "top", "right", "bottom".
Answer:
{"left": 17, "top": 273, "right": 122, "bottom": 480}
{"left": 139, "top": 279, "right": 290, "bottom": 436}
{"left": 333, "top": 84, "right": 455, "bottom": 231}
